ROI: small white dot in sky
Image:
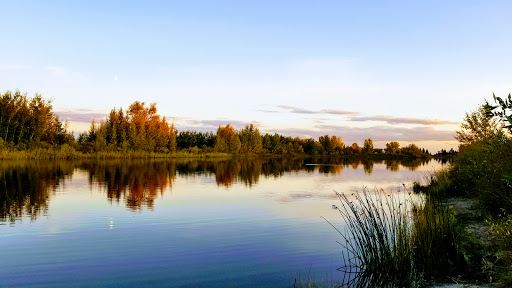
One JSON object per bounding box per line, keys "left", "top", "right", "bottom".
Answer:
{"left": 114, "top": 75, "right": 118, "bottom": 81}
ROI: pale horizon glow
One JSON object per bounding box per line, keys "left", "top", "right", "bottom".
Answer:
{"left": 2, "top": 1, "right": 511, "bottom": 152}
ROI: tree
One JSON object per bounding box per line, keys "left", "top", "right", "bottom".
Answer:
{"left": 79, "top": 101, "right": 176, "bottom": 152}
{"left": 385, "top": 141, "right": 400, "bottom": 154}
{"left": 214, "top": 124, "right": 241, "bottom": 153}
{"left": 301, "top": 138, "right": 322, "bottom": 155}
{"left": 238, "top": 124, "right": 262, "bottom": 154}
{"left": 363, "top": 138, "right": 374, "bottom": 154}
{"left": 0, "top": 91, "right": 74, "bottom": 146}
{"left": 319, "top": 135, "right": 344, "bottom": 155}
{"left": 455, "top": 104, "right": 502, "bottom": 145}
{"left": 401, "top": 143, "right": 423, "bottom": 157}
{"left": 349, "top": 142, "right": 361, "bottom": 154}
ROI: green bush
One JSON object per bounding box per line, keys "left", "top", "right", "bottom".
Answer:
{"left": 449, "top": 139, "right": 512, "bottom": 213}
{"left": 484, "top": 213, "right": 512, "bottom": 287}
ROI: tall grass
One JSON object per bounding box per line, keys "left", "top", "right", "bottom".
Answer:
{"left": 0, "top": 146, "right": 231, "bottom": 160}
{"left": 411, "top": 196, "right": 465, "bottom": 277}
{"left": 326, "top": 188, "right": 464, "bottom": 287}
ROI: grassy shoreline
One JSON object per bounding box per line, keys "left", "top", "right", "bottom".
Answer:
{"left": 0, "top": 145, "right": 439, "bottom": 161}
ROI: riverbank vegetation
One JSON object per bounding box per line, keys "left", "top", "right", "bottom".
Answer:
{"left": 328, "top": 188, "right": 464, "bottom": 287}
{"left": 327, "top": 94, "right": 512, "bottom": 287}
{"left": 0, "top": 90, "right": 433, "bottom": 159}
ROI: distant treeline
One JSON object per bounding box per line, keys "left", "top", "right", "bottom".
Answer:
{"left": 0, "top": 91, "right": 432, "bottom": 158}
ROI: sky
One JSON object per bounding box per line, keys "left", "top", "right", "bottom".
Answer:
{"left": 1, "top": 0, "right": 511, "bottom": 152}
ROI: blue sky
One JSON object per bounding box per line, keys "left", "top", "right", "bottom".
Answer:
{"left": 1, "top": 1, "right": 511, "bottom": 151}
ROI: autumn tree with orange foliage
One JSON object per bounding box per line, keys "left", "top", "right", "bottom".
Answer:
{"left": 214, "top": 124, "right": 241, "bottom": 154}
{"left": 79, "top": 101, "right": 176, "bottom": 152}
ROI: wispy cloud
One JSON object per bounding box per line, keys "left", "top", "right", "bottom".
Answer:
{"left": 278, "top": 105, "right": 317, "bottom": 114}
{"left": 257, "top": 109, "right": 280, "bottom": 113}
{"left": 349, "top": 115, "right": 458, "bottom": 125}
{"left": 174, "top": 118, "right": 260, "bottom": 133}
{"left": 275, "top": 105, "right": 359, "bottom": 115}
{"left": 266, "top": 105, "right": 455, "bottom": 125}
{"left": 270, "top": 125, "right": 455, "bottom": 142}
{"left": 322, "top": 109, "right": 359, "bottom": 115}
{"left": 54, "top": 108, "right": 456, "bottom": 145}
{"left": 199, "top": 119, "right": 259, "bottom": 129}
{"left": 55, "top": 110, "right": 108, "bottom": 123}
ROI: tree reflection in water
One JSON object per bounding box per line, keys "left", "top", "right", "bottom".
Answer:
{"left": 0, "top": 161, "right": 74, "bottom": 224}
{"left": 0, "top": 158, "right": 435, "bottom": 223}
{"left": 82, "top": 160, "right": 177, "bottom": 211}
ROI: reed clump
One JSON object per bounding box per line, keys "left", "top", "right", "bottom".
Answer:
{"left": 326, "top": 188, "right": 464, "bottom": 287}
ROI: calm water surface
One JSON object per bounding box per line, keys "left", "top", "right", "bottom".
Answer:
{"left": 0, "top": 158, "right": 445, "bottom": 287}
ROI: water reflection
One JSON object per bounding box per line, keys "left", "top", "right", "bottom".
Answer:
{"left": 1, "top": 158, "right": 440, "bottom": 223}
{"left": 82, "top": 160, "right": 177, "bottom": 211}
{"left": 0, "top": 161, "right": 74, "bottom": 224}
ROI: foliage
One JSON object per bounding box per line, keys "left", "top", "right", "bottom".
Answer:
{"left": 363, "top": 138, "right": 374, "bottom": 154}
{"left": 385, "top": 141, "right": 400, "bottom": 154}
{"left": 238, "top": 124, "right": 262, "bottom": 154}
{"left": 78, "top": 101, "right": 177, "bottom": 153}
{"left": 0, "top": 90, "right": 74, "bottom": 147}
{"left": 214, "top": 124, "right": 241, "bottom": 154}
{"left": 261, "top": 133, "right": 307, "bottom": 155}
{"left": 318, "top": 135, "right": 344, "bottom": 155}
{"left": 0, "top": 91, "right": 434, "bottom": 158}
{"left": 485, "top": 213, "right": 512, "bottom": 287}
{"left": 401, "top": 144, "right": 426, "bottom": 158}
{"left": 484, "top": 93, "right": 512, "bottom": 133}
{"left": 349, "top": 142, "right": 361, "bottom": 154}
{"left": 448, "top": 139, "right": 512, "bottom": 212}
{"left": 413, "top": 96, "right": 512, "bottom": 286}
{"left": 177, "top": 131, "right": 215, "bottom": 149}
{"left": 455, "top": 104, "right": 502, "bottom": 145}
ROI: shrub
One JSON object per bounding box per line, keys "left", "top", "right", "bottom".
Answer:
{"left": 449, "top": 139, "right": 512, "bottom": 213}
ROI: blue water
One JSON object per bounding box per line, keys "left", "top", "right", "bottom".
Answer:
{"left": 0, "top": 159, "right": 442, "bottom": 287}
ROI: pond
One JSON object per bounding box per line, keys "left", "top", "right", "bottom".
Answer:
{"left": 0, "top": 158, "right": 445, "bottom": 287}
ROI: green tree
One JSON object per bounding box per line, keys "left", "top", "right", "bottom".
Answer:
{"left": 455, "top": 104, "right": 502, "bottom": 145}
{"left": 363, "top": 138, "right": 374, "bottom": 154}
{"left": 401, "top": 143, "right": 422, "bottom": 157}
{"left": 319, "top": 135, "right": 344, "bottom": 155}
{"left": 0, "top": 91, "right": 73, "bottom": 147}
{"left": 262, "top": 134, "right": 272, "bottom": 153}
{"left": 238, "top": 124, "right": 262, "bottom": 154}
{"left": 385, "top": 141, "right": 400, "bottom": 154}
